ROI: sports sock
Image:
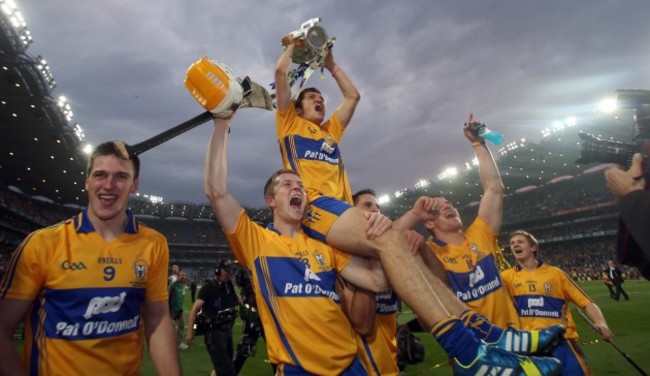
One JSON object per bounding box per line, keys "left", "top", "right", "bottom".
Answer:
{"left": 431, "top": 316, "right": 482, "bottom": 365}
{"left": 459, "top": 309, "right": 503, "bottom": 343}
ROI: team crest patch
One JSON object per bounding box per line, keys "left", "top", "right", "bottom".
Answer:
{"left": 469, "top": 243, "right": 481, "bottom": 255}
{"left": 132, "top": 259, "right": 149, "bottom": 282}
{"left": 314, "top": 251, "right": 325, "bottom": 267}
{"left": 303, "top": 208, "right": 321, "bottom": 223}
{"left": 544, "top": 282, "right": 552, "bottom": 295}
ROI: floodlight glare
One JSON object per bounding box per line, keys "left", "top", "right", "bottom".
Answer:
{"left": 377, "top": 195, "right": 390, "bottom": 205}
{"left": 598, "top": 97, "right": 617, "bottom": 113}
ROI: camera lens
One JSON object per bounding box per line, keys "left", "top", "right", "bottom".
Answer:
{"left": 576, "top": 132, "right": 635, "bottom": 167}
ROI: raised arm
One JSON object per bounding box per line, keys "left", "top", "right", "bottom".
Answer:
{"left": 204, "top": 117, "right": 244, "bottom": 232}
{"left": 322, "top": 49, "right": 360, "bottom": 128}
{"left": 465, "top": 113, "right": 504, "bottom": 233}
{"left": 274, "top": 35, "right": 297, "bottom": 112}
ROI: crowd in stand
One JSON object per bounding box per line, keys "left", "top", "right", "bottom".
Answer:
{"left": 1, "top": 172, "right": 645, "bottom": 283}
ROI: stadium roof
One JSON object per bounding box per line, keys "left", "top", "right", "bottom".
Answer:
{"left": 0, "top": 1, "right": 88, "bottom": 205}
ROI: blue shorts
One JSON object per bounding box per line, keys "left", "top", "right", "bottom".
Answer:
{"left": 553, "top": 339, "right": 591, "bottom": 376}
{"left": 281, "top": 356, "right": 366, "bottom": 375}
{"left": 301, "top": 195, "right": 352, "bottom": 242}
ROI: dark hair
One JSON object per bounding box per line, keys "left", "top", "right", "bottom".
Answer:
{"left": 352, "top": 188, "right": 377, "bottom": 205}
{"left": 263, "top": 169, "right": 300, "bottom": 198}
{"left": 87, "top": 141, "right": 141, "bottom": 179}
{"left": 294, "top": 87, "right": 321, "bottom": 109}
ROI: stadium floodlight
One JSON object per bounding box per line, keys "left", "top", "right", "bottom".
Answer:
{"left": 82, "top": 144, "right": 93, "bottom": 155}
{"left": 414, "top": 179, "right": 429, "bottom": 189}
{"left": 437, "top": 167, "right": 458, "bottom": 181}
{"left": 377, "top": 194, "right": 390, "bottom": 205}
{"left": 598, "top": 97, "right": 617, "bottom": 113}
{"left": 565, "top": 116, "right": 577, "bottom": 126}
{"left": 1, "top": 0, "right": 32, "bottom": 47}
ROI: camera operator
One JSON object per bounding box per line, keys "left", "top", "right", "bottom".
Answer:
{"left": 186, "top": 260, "right": 239, "bottom": 376}
{"left": 605, "top": 153, "right": 650, "bottom": 279}
{"left": 233, "top": 268, "right": 274, "bottom": 375}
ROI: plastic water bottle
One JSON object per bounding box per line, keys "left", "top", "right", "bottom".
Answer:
{"left": 469, "top": 122, "right": 504, "bottom": 145}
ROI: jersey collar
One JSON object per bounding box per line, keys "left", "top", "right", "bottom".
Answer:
{"left": 266, "top": 223, "right": 281, "bottom": 235}
{"left": 74, "top": 209, "right": 139, "bottom": 234}
{"left": 515, "top": 258, "right": 545, "bottom": 271}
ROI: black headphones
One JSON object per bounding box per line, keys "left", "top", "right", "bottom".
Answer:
{"left": 215, "top": 259, "right": 233, "bottom": 276}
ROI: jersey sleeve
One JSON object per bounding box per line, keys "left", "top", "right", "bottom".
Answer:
{"left": 0, "top": 231, "right": 47, "bottom": 300}
{"left": 146, "top": 233, "right": 170, "bottom": 302}
{"left": 276, "top": 102, "right": 299, "bottom": 138}
{"left": 558, "top": 268, "right": 593, "bottom": 308}
{"left": 224, "top": 210, "right": 264, "bottom": 269}
{"left": 323, "top": 112, "right": 345, "bottom": 142}
{"left": 331, "top": 249, "right": 351, "bottom": 273}
{"left": 466, "top": 217, "right": 498, "bottom": 253}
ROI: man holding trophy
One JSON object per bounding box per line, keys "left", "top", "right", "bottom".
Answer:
{"left": 273, "top": 19, "right": 563, "bottom": 376}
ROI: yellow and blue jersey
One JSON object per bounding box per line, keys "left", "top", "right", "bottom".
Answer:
{"left": 357, "top": 290, "right": 399, "bottom": 376}
{"left": 0, "top": 210, "right": 169, "bottom": 375}
{"left": 276, "top": 102, "right": 353, "bottom": 204}
{"left": 501, "top": 261, "right": 593, "bottom": 340}
{"left": 426, "top": 218, "right": 520, "bottom": 328}
{"left": 225, "top": 210, "right": 361, "bottom": 375}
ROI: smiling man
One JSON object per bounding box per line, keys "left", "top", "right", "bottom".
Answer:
{"left": 0, "top": 141, "right": 180, "bottom": 376}
{"left": 502, "top": 230, "right": 613, "bottom": 376}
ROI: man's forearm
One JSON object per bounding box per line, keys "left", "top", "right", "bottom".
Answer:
{"left": 146, "top": 312, "right": 181, "bottom": 375}
{"left": 474, "top": 144, "right": 504, "bottom": 194}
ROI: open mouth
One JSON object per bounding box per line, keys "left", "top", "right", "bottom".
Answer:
{"left": 99, "top": 194, "right": 117, "bottom": 205}
{"left": 290, "top": 194, "right": 302, "bottom": 207}
{"left": 314, "top": 104, "right": 323, "bottom": 113}
{"left": 512, "top": 248, "right": 523, "bottom": 254}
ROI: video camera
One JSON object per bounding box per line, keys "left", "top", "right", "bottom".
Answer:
{"left": 577, "top": 89, "right": 650, "bottom": 181}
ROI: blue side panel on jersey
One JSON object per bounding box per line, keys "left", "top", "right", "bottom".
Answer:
{"left": 265, "top": 256, "right": 339, "bottom": 301}
{"left": 42, "top": 287, "right": 145, "bottom": 340}
{"left": 447, "top": 254, "right": 503, "bottom": 302}
{"left": 375, "top": 290, "right": 398, "bottom": 315}
{"left": 291, "top": 135, "right": 341, "bottom": 165}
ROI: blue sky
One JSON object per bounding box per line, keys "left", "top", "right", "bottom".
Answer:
{"left": 18, "top": 0, "right": 650, "bottom": 206}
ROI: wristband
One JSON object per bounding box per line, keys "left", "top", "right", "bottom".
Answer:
{"left": 472, "top": 141, "right": 485, "bottom": 147}
{"left": 331, "top": 66, "right": 341, "bottom": 77}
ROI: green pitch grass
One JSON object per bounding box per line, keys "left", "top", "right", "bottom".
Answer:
{"left": 13, "top": 281, "right": 650, "bottom": 375}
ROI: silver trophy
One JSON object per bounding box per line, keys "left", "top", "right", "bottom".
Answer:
{"left": 289, "top": 18, "right": 331, "bottom": 64}
{"left": 273, "top": 18, "right": 335, "bottom": 104}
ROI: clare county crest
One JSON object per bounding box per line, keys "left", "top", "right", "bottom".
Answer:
{"left": 132, "top": 259, "right": 149, "bottom": 282}
{"left": 313, "top": 250, "right": 325, "bottom": 268}
{"left": 544, "top": 282, "right": 552, "bottom": 295}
